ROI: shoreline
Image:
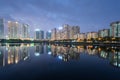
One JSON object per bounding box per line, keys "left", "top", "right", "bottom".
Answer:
{"left": 0, "top": 41, "right": 119, "bottom": 47}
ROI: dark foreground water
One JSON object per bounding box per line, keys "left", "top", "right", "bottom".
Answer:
{"left": 0, "top": 43, "right": 120, "bottom": 80}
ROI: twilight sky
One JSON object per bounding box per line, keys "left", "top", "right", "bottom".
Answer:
{"left": 0, "top": 0, "right": 120, "bottom": 34}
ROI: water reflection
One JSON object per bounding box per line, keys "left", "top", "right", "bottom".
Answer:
{"left": 0, "top": 43, "right": 120, "bottom": 68}
{"left": 7, "top": 44, "right": 30, "bottom": 65}
{"left": 49, "top": 45, "right": 80, "bottom": 62}
{"left": 34, "top": 44, "right": 44, "bottom": 56}
{"left": 0, "top": 46, "right": 5, "bottom": 66}
{"left": 47, "top": 44, "right": 120, "bottom": 68}
{"left": 0, "top": 43, "right": 44, "bottom": 67}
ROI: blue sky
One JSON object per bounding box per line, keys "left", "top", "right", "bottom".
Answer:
{"left": 0, "top": 0, "right": 120, "bottom": 33}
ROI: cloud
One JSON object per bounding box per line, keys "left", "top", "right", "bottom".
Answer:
{"left": 0, "top": 0, "right": 120, "bottom": 34}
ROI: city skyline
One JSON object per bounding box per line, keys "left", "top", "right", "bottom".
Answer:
{"left": 0, "top": 0, "right": 120, "bottom": 34}
{"left": 0, "top": 18, "right": 120, "bottom": 40}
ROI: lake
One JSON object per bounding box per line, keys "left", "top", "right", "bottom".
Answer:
{"left": 0, "top": 43, "right": 120, "bottom": 80}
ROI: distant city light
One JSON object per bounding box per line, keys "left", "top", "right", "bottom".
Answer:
{"left": 35, "top": 52, "right": 40, "bottom": 56}
{"left": 48, "top": 30, "right": 51, "bottom": 33}
{"left": 30, "top": 39, "right": 34, "bottom": 41}
{"left": 48, "top": 52, "right": 51, "bottom": 55}
{"left": 113, "top": 62, "right": 117, "bottom": 66}
{"left": 48, "top": 45, "right": 51, "bottom": 48}
{"left": 58, "top": 27, "right": 63, "bottom": 30}
{"left": 15, "top": 60, "right": 18, "bottom": 63}
{"left": 35, "top": 29, "right": 40, "bottom": 31}
{"left": 58, "top": 55, "right": 62, "bottom": 60}
{"left": 15, "top": 22, "right": 18, "bottom": 24}
{"left": 6, "top": 47, "right": 8, "bottom": 51}
{"left": 8, "top": 21, "right": 11, "bottom": 23}
{"left": 24, "top": 57, "right": 28, "bottom": 60}
{"left": 30, "top": 43, "right": 34, "bottom": 46}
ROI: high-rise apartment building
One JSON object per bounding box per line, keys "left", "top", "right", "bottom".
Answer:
{"left": 8, "top": 21, "right": 20, "bottom": 39}
{"left": 110, "top": 21, "right": 120, "bottom": 37}
{"left": 21, "top": 24, "right": 29, "bottom": 39}
{"left": 70, "top": 26, "right": 80, "bottom": 39}
{"left": 87, "top": 32, "right": 98, "bottom": 39}
{"left": 98, "top": 29, "right": 110, "bottom": 38}
{"left": 35, "top": 29, "right": 44, "bottom": 40}
{"left": 62, "top": 24, "right": 70, "bottom": 39}
{"left": 78, "top": 33, "right": 86, "bottom": 40}
{"left": 51, "top": 28, "right": 57, "bottom": 40}
{"left": 51, "top": 24, "right": 80, "bottom": 40}
{"left": 46, "top": 31, "right": 51, "bottom": 40}
{"left": 0, "top": 18, "right": 4, "bottom": 39}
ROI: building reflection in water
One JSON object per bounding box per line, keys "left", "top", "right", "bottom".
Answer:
{"left": 0, "top": 43, "right": 30, "bottom": 67}
{"left": 20, "top": 44, "right": 30, "bottom": 61}
{"left": 109, "top": 50, "right": 120, "bottom": 67}
{"left": 86, "top": 46, "right": 98, "bottom": 55}
{"left": 0, "top": 46, "right": 5, "bottom": 67}
{"left": 7, "top": 44, "right": 30, "bottom": 64}
{"left": 94, "top": 46, "right": 120, "bottom": 68}
{"left": 0, "top": 43, "right": 119, "bottom": 68}
{"left": 49, "top": 44, "right": 120, "bottom": 68}
{"left": 8, "top": 46, "right": 19, "bottom": 64}
{"left": 50, "top": 45, "right": 80, "bottom": 62}
{"left": 46, "top": 44, "right": 51, "bottom": 55}
{"left": 34, "top": 44, "right": 44, "bottom": 56}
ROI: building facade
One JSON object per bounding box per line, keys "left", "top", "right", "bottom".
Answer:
{"left": 98, "top": 29, "right": 110, "bottom": 38}
{"left": 56, "top": 30, "right": 63, "bottom": 40}
{"left": 69, "top": 26, "right": 80, "bottom": 39}
{"left": 0, "top": 18, "right": 4, "bottom": 39}
{"left": 46, "top": 31, "right": 51, "bottom": 40}
{"left": 39, "top": 30, "right": 44, "bottom": 40}
{"left": 110, "top": 21, "right": 120, "bottom": 37}
{"left": 87, "top": 32, "right": 98, "bottom": 40}
{"left": 62, "top": 24, "right": 70, "bottom": 40}
{"left": 35, "top": 29, "right": 44, "bottom": 40}
{"left": 8, "top": 21, "right": 20, "bottom": 39}
{"left": 78, "top": 33, "right": 86, "bottom": 40}
{"left": 52, "top": 24, "right": 80, "bottom": 40}
{"left": 51, "top": 28, "right": 57, "bottom": 40}
{"left": 21, "top": 24, "right": 29, "bottom": 39}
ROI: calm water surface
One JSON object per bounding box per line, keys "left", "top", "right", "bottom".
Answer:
{"left": 0, "top": 43, "right": 120, "bottom": 80}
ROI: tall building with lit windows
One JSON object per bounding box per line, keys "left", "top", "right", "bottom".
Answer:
{"left": 51, "top": 28, "right": 57, "bottom": 40}
{"left": 56, "top": 29, "right": 63, "bottom": 40}
{"left": 39, "top": 30, "right": 44, "bottom": 40}
{"left": 0, "top": 18, "right": 4, "bottom": 39}
{"left": 35, "top": 29, "right": 44, "bottom": 40}
{"left": 51, "top": 24, "right": 80, "bottom": 40}
{"left": 87, "top": 32, "right": 98, "bottom": 39}
{"left": 74, "top": 33, "right": 86, "bottom": 40}
{"left": 21, "top": 24, "right": 29, "bottom": 39}
{"left": 62, "top": 24, "right": 70, "bottom": 39}
{"left": 46, "top": 31, "right": 51, "bottom": 40}
{"left": 98, "top": 29, "right": 110, "bottom": 38}
{"left": 78, "top": 33, "right": 86, "bottom": 40}
{"left": 8, "top": 21, "right": 20, "bottom": 39}
{"left": 69, "top": 26, "right": 80, "bottom": 39}
{"left": 110, "top": 21, "right": 120, "bottom": 37}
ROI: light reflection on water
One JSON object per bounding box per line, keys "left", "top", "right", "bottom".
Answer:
{"left": 48, "top": 44, "right": 120, "bottom": 67}
{"left": 0, "top": 43, "right": 120, "bottom": 68}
